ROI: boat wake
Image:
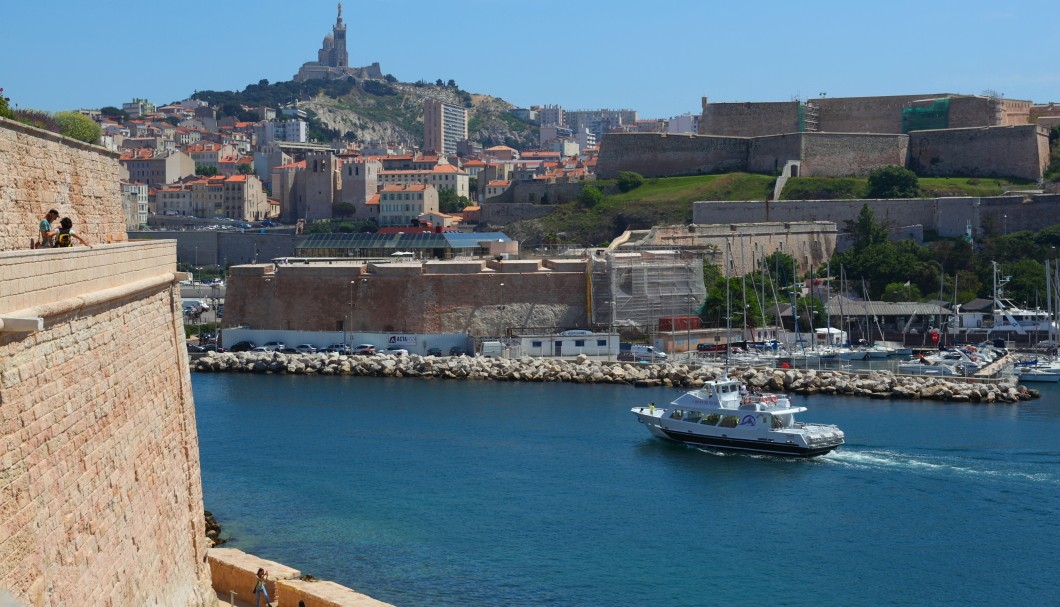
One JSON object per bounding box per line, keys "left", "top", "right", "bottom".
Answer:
{"left": 821, "top": 448, "right": 1059, "bottom": 485}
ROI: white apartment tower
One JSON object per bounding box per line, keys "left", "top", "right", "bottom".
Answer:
{"left": 423, "top": 99, "right": 468, "bottom": 155}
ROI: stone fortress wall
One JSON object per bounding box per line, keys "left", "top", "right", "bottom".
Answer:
{"left": 909, "top": 125, "right": 1050, "bottom": 181}
{"left": 224, "top": 259, "right": 589, "bottom": 337}
{"left": 693, "top": 193, "right": 1060, "bottom": 240}
{"left": 0, "top": 119, "right": 216, "bottom": 606}
{"left": 595, "top": 93, "right": 1048, "bottom": 182}
{"left": 0, "top": 117, "right": 128, "bottom": 250}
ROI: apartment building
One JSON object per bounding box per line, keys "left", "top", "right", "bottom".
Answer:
{"left": 378, "top": 184, "right": 439, "bottom": 227}
{"left": 423, "top": 99, "right": 468, "bottom": 155}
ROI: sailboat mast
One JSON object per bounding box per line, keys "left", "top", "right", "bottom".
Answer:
{"left": 725, "top": 238, "right": 732, "bottom": 373}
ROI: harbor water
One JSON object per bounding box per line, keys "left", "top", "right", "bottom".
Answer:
{"left": 193, "top": 374, "right": 1059, "bottom": 607}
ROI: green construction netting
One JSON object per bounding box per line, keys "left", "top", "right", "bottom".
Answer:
{"left": 902, "top": 98, "right": 950, "bottom": 133}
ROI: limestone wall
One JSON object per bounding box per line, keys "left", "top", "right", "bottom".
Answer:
{"left": 0, "top": 117, "right": 127, "bottom": 252}
{"left": 208, "top": 548, "right": 397, "bottom": 607}
{"left": 745, "top": 134, "right": 801, "bottom": 175}
{"left": 692, "top": 199, "right": 944, "bottom": 236}
{"left": 814, "top": 94, "right": 942, "bottom": 133}
{"left": 0, "top": 242, "right": 215, "bottom": 607}
{"left": 799, "top": 133, "right": 909, "bottom": 177}
{"left": 908, "top": 125, "right": 1048, "bottom": 180}
{"left": 691, "top": 195, "right": 1060, "bottom": 240}
{"left": 595, "top": 133, "right": 749, "bottom": 179}
{"left": 699, "top": 101, "right": 799, "bottom": 137}
{"left": 223, "top": 262, "right": 586, "bottom": 336}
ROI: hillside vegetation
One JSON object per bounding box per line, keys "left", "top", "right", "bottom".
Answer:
{"left": 504, "top": 173, "right": 775, "bottom": 246}
{"left": 192, "top": 78, "right": 535, "bottom": 149}
{"left": 779, "top": 176, "right": 1036, "bottom": 200}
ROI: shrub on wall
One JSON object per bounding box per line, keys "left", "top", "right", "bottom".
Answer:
{"left": 866, "top": 165, "right": 920, "bottom": 198}
{"left": 578, "top": 186, "right": 604, "bottom": 208}
{"left": 55, "top": 111, "right": 102, "bottom": 144}
{"left": 0, "top": 87, "right": 13, "bottom": 120}
{"left": 616, "top": 171, "right": 645, "bottom": 193}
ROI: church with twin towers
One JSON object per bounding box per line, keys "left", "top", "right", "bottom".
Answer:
{"left": 294, "top": 3, "right": 383, "bottom": 82}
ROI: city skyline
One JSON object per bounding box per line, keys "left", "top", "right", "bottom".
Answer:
{"left": 2, "top": 0, "right": 1059, "bottom": 119}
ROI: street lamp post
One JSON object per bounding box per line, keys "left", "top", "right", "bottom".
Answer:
{"left": 1003, "top": 214, "right": 1008, "bottom": 235}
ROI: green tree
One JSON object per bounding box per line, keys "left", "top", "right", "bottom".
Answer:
{"left": 882, "top": 281, "right": 922, "bottom": 302}
{"left": 332, "top": 202, "right": 356, "bottom": 219}
{"left": 195, "top": 164, "right": 219, "bottom": 176}
{"left": 99, "top": 106, "right": 128, "bottom": 121}
{"left": 616, "top": 171, "right": 645, "bottom": 193}
{"left": 866, "top": 165, "right": 919, "bottom": 198}
{"left": 54, "top": 111, "right": 102, "bottom": 144}
{"left": 237, "top": 163, "right": 254, "bottom": 175}
{"left": 438, "top": 188, "right": 471, "bottom": 213}
{"left": 846, "top": 204, "right": 890, "bottom": 250}
{"left": 578, "top": 186, "right": 604, "bottom": 208}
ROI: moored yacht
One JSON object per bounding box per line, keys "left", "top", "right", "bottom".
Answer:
{"left": 631, "top": 380, "right": 844, "bottom": 457}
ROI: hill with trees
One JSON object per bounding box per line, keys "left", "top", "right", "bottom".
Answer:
{"left": 191, "top": 77, "right": 535, "bottom": 149}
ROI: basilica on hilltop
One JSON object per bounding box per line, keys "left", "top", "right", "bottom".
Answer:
{"left": 294, "top": 3, "right": 383, "bottom": 82}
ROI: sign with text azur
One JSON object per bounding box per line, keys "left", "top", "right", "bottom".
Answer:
{"left": 388, "top": 334, "right": 417, "bottom": 345}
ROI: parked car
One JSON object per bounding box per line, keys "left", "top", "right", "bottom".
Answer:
{"left": 427, "top": 347, "right": 443, "bottom": 356}
{"left": 201, "top": 344, "right": 225, "bottom": 353}
{"left": 353, "top": 344, "right": 376, "bottom": 355}
{"left": 449, "top": 346, "right": 467, "bottom": 356}
{"left": 186, "top": 342, "right": 206, "bottom": 353}
{"left": 617, "top": 351, "right": 636, "bottom": 361}
{"left": 261, "top": 341, "right": 286, "bottom": 351}
{"left": 250, "top": 346, "right": 271, "bottom": 353}
{"left": 279, "top": 347, "right": 299, "bottom": 354}
{"left": 385, "top": 346, "right": 408, "bottom": 356}
{"left": 294, "top": 344, "right": 318, "bottom": 354}
{"left": 324, "top": 343, "right": 352, "bottom": 354}
{"left": 227, "top": 341, "right": 256, "bottom": 352}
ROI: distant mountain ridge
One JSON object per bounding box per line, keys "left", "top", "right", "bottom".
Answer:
{"left": 191, "top": 77, "right": 536, "bottom": 150}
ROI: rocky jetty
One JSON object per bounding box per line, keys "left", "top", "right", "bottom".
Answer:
{"left": 191, "top": 352, "right": 1038, "bottom": 403}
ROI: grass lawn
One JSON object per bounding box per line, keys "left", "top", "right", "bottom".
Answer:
{"left": 781, "top": 175, "right": 1036, "bottom": 200}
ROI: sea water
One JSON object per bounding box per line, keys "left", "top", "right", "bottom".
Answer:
{"left": 193, "top": 374, "right": 1060, "bottom": 607}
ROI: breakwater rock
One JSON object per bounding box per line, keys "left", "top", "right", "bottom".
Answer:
{"left": 191, "top": 352, "right": 1038, "bottom": 403}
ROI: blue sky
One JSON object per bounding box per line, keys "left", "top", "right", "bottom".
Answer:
{"left": 3, "top": 0, "right": 1058, "bottom": 119}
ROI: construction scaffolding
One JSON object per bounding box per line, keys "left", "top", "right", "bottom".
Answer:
{"left": 589, "top": 252, "right": 707, "bottom": 331}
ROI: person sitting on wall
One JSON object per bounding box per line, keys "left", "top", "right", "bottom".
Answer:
{"left": 36, "top": 208, "right": 59, "bottom": 248}
{"left": 52, "top": 217, "right": 92, "bottom": 248}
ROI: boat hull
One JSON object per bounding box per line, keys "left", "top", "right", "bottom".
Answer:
{"left": 658, "top": 427, "right": 840, "bottom": 457}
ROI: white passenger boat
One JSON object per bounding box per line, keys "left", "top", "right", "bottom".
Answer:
{"left": 631, "top": 380, "right": 845, "bottom": 457}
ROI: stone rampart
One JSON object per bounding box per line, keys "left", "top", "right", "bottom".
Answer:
{"left": 651, "top": 222, "right": 836, "bottom": 274}
{"left": 908, "top": 125, "right": 1049, "bottom": 181}
{"left": 691, "top": 195, "right": 1060, "bottom": 240}
{"left": 699, "top": 100, "right": 799, "bottom": 137}
{"left": 0, "top": 118, "right": 214, "bottom": 606}
{"left": 0, "top": 117, "right": 128, "bottom": 252}
{"left": 224, "top": 262, "right": 587, "bottom": 336}
{"left": 814, "top": 94, "right": 943, "bottom": 133}
{"left": 595, "top": 133, "right": 749, "bottom": 179}
{"left": 0, "top": 242, "right": 215, "bottom": 607}
{"left": 692, "top": 198, "right": 947, "bottom": 236}
{"left": 798, "top": 133, "right": 909, "bottom": 177}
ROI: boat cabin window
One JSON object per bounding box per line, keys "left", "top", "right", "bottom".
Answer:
{"left": 702, "top": 413, "right": 721, "bottom": 425}
{"left": 685, "top": 411, "right": 702, "bottom": 423}
{"left": 670, "top": 409, "right": 684, "bottom": 420}
{"left": 719, "top": 415, "right": 739, "bottom": 428}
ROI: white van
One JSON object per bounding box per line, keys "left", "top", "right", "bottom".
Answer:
{"left": 630, "top": 345, "right": 667, "bottom": 360}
